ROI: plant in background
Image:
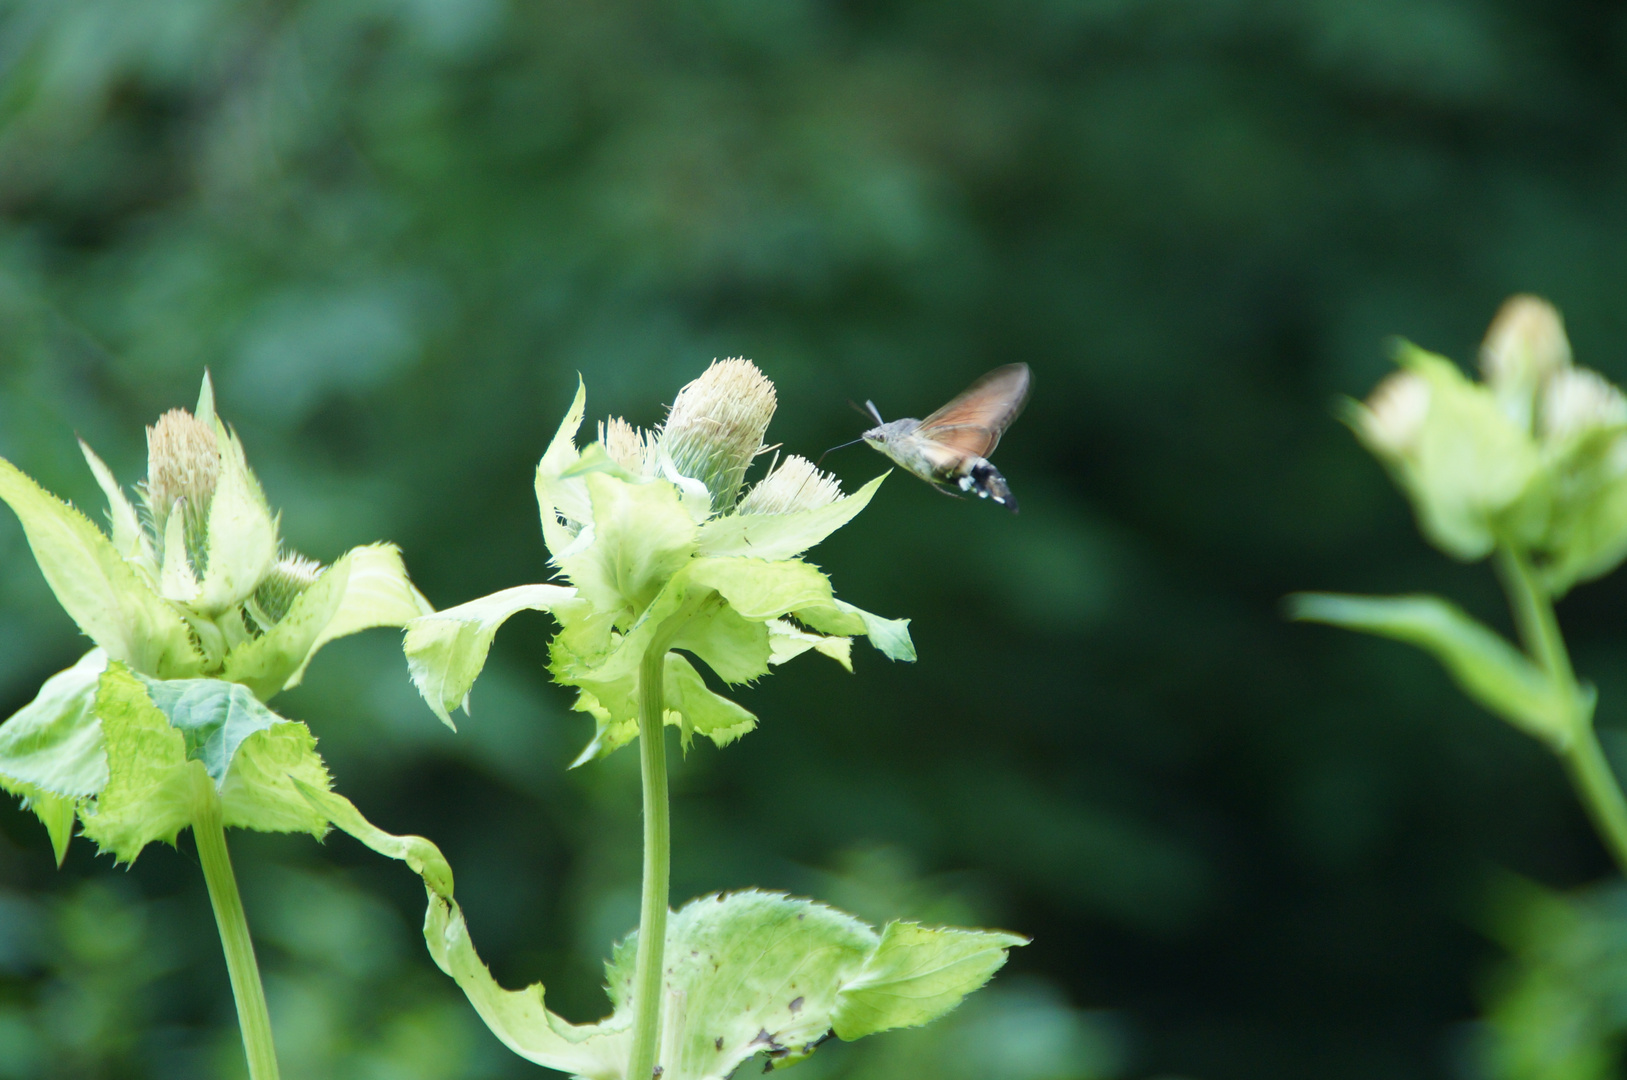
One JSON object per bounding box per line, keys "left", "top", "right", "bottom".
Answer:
{"left": 0, "top": 374, "right": 432, "bottom": 1080}
{"left": 1292, "top": 296, "right": 1627, "bottom": 873}
{"left": 303, "top": 359, "right": 1025, "bottom": 1080}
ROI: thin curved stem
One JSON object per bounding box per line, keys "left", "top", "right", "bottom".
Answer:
{"left": 193, "top": 770, "right": 281, "bottom": 1080}
{"left": 1499, "top": 548, "right": 1627, "bottom": 875}
{"left": 626, "top": 640, "right": 672, "bottom": 1080}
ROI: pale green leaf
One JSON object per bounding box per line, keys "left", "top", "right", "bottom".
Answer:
{"left": 78, "top": 440, "right": 149, "bottom": 563}
{"left": 567, "top": 651, "right": 758, "bottom": 765}
{"left": 686, "top": 557, "right": 837, "bottom": 620}
{"left": 79, "top": 664, "right": 199, "bottom": 863}
{"left": 698, "top": 473, "right": 888, "bottom": 561}
{"left": 296, "top": 784, "right": 451, "bottom": 898}
{"left": 158, "top": 508, "right": 198, "bottom": 603}
{"left": 797, "top": 598, "right": 916, "bottom": 662}
{"left": 289, "top": 542, "right": 432, "bottom": 685}
{"left": 0, "top": 648, "right": 109, "bottom": 797}
{"left": 558, "top": 472, "right": 698, "bottom": 619}
{"left": 405, "top": 584, "right": 577, "bottom": 728}
{"left": 222, "top": 553, "right": 351, "bottom": 699}
{"left": 1290, "top": 592, "right": 1575, "bottom": 746}
{"left": 671, "top": 603, "right": 772, "bottom": 684}
{"left": 194, "top": 427, "right": 278, "bottom": 615}
{"left": 195, "top": 370, "right": 217, "bottom": 427}
{"left": 831, "top": 921, "right": 1029, "bottom": 1040}
{"left": 767, "top": 620, "right": 852, "bottom": 671}
{"left": 426, "top": 892, "right": 627, "bottom": 1079}
{"left": 135, "top": 676, "right": 282, "bottom": 788}
{"left": 535, "top": 377, "right": 591, "bottom": 560}
{"left": 0, "top": 457, "right": 203, "bottom": 679}
{"left": 217, "top": 721, "right": 330, "bottom": 837}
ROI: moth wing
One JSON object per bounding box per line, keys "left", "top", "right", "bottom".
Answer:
{"left": 917, "top": 363, "right": 1030, "bottom": 457}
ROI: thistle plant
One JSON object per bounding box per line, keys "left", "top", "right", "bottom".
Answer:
{"left": 1293, "top": 297, "right": 1627, "bottom": 873}
{"left": 304, "top": 359, "right": 1024, "bottom": 1080}
{"left": 0, "top": 374, "right": 432, "bottom": 1079}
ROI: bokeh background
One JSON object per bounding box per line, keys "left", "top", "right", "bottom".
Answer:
{"left": 5, "top": 1, "right": 1627, "bottom": 1078}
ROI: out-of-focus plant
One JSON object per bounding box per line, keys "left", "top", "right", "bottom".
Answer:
{"left": 0, "top": 374, "right": 432, "bottom": 1079}
{"left": 1292, "top": 296, "right": 1627, "bottom": 872}
{"left": 304, "top": 359, "right": 1024, "bottom": 1080}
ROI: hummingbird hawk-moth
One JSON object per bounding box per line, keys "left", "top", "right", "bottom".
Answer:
{"left": 861, "top": 363, "right": 1030, "bottom": 513}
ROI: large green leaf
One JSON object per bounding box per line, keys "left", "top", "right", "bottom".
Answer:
{"left": 135, "top": 676, "right": 282, "bottom": 788}
{"left": 223, "top": 543, "right": 432, "bottom": 699}
{"left": 0, "top": 649, "right": 109, "bottom": 863}
{"left": 0, "top": 457, "right": 203, "bottom": 679}
{"left": 404, "top": 583, "right": 577, "bottom": 728}
{"left": 1290, "top": 592, "right": 1577, "bottom": 747}
{"left": 697, "top": 473, "right": 888, "bottom": 561}
{"left": 568, "top": 651, "right": 758, "bottom": 765}
{"left": 217, "top": 721, "right": 330, "bottom": 837}
{"left": 558, "top": 471, "right": 699, "bottom": 620}
{"left": 308, "top": 802, "right": 1026, "bottom": 1080}
{"left": 79, "top": 664, "right": 200, "bottom": 863}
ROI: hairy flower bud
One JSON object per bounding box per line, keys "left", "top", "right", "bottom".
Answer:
{"left": 1481, "top": 295, "right": 1572, "bottom": 431}
{"left": 737, "top": 455, "right": 843, "bottom": 515}
{"left": 600, "top": 417, "right": 655, "bottom": 476}
{"left": 660, "top": 358, "right": 776, "bottom": 512}
{"left": 143, "top": 408, "right": 221, "bottom": 562}
{"left": 250, "top": 553, "right": 323, "bottom": 627}
{"left": 1540, "top": 367, "right": 1627, "bottom": 442}
{"left": 1356, "top": 371, "right": 1430, "bottom": 456}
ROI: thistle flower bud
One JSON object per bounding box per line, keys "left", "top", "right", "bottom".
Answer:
{"left": 250, "top": 552, "right": 323, "bottom": 626}
{"left": 1539, "top": 367, "right": 1627, "bottom": 442}
{"left": 1356, "top": 371, "right": 1431, "bottom": 456}
{"left": 599, "top": 417, "right": 655, "bottom": 476}
{"left": 737, "top": 455, "right": 843, "bottom": 515}
{"left": 143, "top": 407, "right": 221, "bottom": 560}
{"left": 660, "top": 358, "right": 776, "bottom": 512}
{"left": 1481, "top": 296, "right": 1572, "bottom": 430}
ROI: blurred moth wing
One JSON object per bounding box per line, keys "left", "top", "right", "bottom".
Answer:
{"left": 862, "top": 363, "right": 1030, "bottom": 513}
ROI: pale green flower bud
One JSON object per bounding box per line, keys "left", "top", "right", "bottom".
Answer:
{"left": 1539, "top": 367, "right": 1627, "bottom": 443}
{"left": 143, "top": 407, "right": 220, "bottom": 564}
{"left": 659, "top": 358, "right": 776, "bottom": 512}
{"left": 737, "top": 455, "right": 843, "bottom": 515}
{"left": 599, "top": 417, "right": 655, "bottom": 476}
{"left": 1355, "top": 371, "right": 1430, "bottom": 455}
{"left": 250, "top": 552, "right": 324, "bottom": 627}
{"left": 1480, "top": 295, "right": 1572, "bottom": 431}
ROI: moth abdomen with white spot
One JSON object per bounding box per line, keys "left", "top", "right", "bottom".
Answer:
{"left": 860, "top": 363, "right": 1030, "bottom": 514}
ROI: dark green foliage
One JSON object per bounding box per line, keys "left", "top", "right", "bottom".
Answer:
{"left": 3, "top": 0, "right": 1627, "bottom": 1076}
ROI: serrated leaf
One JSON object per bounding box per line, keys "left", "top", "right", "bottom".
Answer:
{"left": 217, "top": 720, "right": 330, "bottom": 837}
{"left": 193, "top": 427, "right": 277, "bottom": 615}
{"left": 0, "top": 648, "right": 110, "bottom": 798}
{"left": 698, "top": 473, "right": 888, "bottom": 561}
{"left": 1290, "top": 592, "right": 1576, "bottom": 746}
{"left": 404, "top": 583, "right": 577, "bottom": 728}
{"left": 535, "top": 377, "right": 591, "bottom": 560}
{"left": 78, "top": 440, "right": 149, "bottom": 564}
{"left": 79, "top": 664, "right": 199, "bottom": 863}
{"left": 289, "top": 542, "right": 433, "bottom": 685}
{"left": 559, "top": 472, "right": 699, "bottom": 619}
{"left": 136, "top": 676, "right": 283, "bottom": 789}
{"left": 0, "top": 457, "right": 203, "bottom": 679}
{"left": 766, "top": 620, "right": 852, "bottom": 670}
{"left": 797, "top": 598, "right": 916, "bottom": 662}
{"left": 567, "top": 652, "right": 757, "bottom": 765}
{"left": 831, "top": 921, "right": 1030, "bottom": 1040}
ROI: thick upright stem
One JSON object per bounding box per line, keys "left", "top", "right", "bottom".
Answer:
{"left": 626, "top": 641, "right": 672, "bottom": 1080}
{"left": 193, "top": 772, "right": 281, "bottom": 1080}
{"left": 1499, "top": 548, "right": 1627, "bottom": 875}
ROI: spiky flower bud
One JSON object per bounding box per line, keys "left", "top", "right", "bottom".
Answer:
{"left": 144, "top": 407, "right": 221, "bottom": 562}
{"left": 600, "top": 417, "right": 655, "bottom": 476}
{"left": 1540, "top": 367, "right": 1627, "bottom": 442}
{"left": 659, "top": 358, "right": 776, "bottom": 512}
{"left": 1481, "top": 295, "right": 1572, "bottom": 431}
{"left": 250, "top": 553, "right": 324, "bottom": 627}
{"left": 1357, "top": 370, "right": 1431, "bottom": 456}
{"left": 737, "top": 455, "right": 844, "bottom": 515}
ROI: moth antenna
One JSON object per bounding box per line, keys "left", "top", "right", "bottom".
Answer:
{"left": 864, "top": 400, "right": 885, "bottom": 425}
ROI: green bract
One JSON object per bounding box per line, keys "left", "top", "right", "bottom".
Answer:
{"left": 404, "top": 361, "right": 913, "bottom": 760}
{"left": 0, "top": 373, "right": 432, "bottom": 864}
{"left": 301, "top": 786, "right": 1025, "bottom": 1080}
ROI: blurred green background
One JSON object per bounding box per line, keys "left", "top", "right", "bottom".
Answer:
{"left": 5, "top": 1, "right": 1627, "bottom": 1077}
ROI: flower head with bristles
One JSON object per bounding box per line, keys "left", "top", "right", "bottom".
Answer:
{"left": 659, "top": 358, "right": 777, "bottom": 513}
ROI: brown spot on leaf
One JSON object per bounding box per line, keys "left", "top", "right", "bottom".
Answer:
{"left": 715, "top": 1036, "right": 724, "bottom": 1051}
{"left": 788, "top": 996, "right": 804, "bottom": 1014}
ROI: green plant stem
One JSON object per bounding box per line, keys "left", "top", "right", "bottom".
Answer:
{"left": 193, "top": 770, "right": 281, "bottom": 1080}
{"left": 627, "top": 639, "right": 672, "bottom": 1080}
{"left": 1499, "top": 547, "right": 1627, "bottom": 875}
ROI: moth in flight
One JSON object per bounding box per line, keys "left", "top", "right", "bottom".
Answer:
{"left": 859, "top": 363, "right": 1030, "bottom": 513}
